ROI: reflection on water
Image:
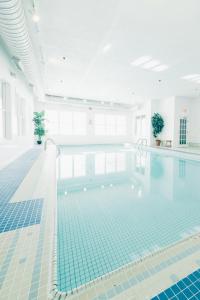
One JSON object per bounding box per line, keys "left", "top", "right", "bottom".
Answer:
{"left": 57, "top": 146, "right": 200, "bottom": 292}
{"left": 57, "top": 146, "right": 200, "bottom": 203}
{"left": 150, "top": 155, "right": 164, "bottom": 179}
{"left": 179, "top": 159, "right": 186, "bottom": 178}
{"left": 58, "top": 154, "right": 86, "bottom": 178}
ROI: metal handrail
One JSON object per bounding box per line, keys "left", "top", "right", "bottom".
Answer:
{"left": 44, "top": 138, "right": 61, "bottom": 157}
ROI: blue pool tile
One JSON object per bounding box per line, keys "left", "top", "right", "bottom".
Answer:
{"left": 190, "top": 284, "right": 198, "bottom": 294}
{"left": 165, "top": 288, "right": 174, "bottom": 298}
{"left": 0, "top": 148, "right": 41, "bottom": 205}
{"left": 184, "top": 288, "right": 193, "bottom": 298}
{"left": 158, "top": 293, "right": 168, "bottom": 300}
{"left": 171, "top": 284, "right": 180, "bottom": 294}
{"left": 152, "top": 268, "right": 200, "bottom": 300}
{"left": 0, "top": 199, "right": 43, "bottom": 233}
{"left": 176, "top": 293, "right": 187, "bottom": 300}
{"left": 177, "top": 281, "right": 187, "bottom": 290}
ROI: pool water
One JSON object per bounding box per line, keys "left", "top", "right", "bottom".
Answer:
{"left": 56, "top": 145, "right": 200, "bottom": 292}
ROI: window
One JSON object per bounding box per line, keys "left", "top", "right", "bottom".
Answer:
{"left": 135, "top": 115, "right": 146, "bottom": 138}
{"left": 73, "top": 112, "right": 86, "bottom": 135}
{"left": 179, "top": 118, "right": 187, "bottom": 145}
{"left": 46, "top": 110, "right": 59, "bottom": 134}
{"left": 106, "top": 115, "right": 115, "bottom": 135}
{"left": 94, "top": 114, "right": 105, "bottom": 135}
{"left": 46, "top": 110, "right": 87, "bottom": 135}
{"left": 94, "top": 113, "right": 127, "bottom": 136}
{"left": 116, "top": 115, "right": 126, "bottom": 135}
{"left": 60, "top": 111, "right": 72, "bottom": 135}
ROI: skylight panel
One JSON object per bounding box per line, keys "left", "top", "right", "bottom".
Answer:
{"left": 182, "top": 74, "right": 200, "bottom": 80}
{"left": 131, "top": 56, "right": 152, "bottom": 66}
{"left": 153, "top": 65, "right": 169, "bottom": 72}
{"left": 142, "top": 60, "right": 160, "bottom": 69}
{"left": 181, "top": 74, "right": 200, "bottom": 83}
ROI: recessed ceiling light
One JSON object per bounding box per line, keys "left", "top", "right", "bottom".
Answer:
{"left": 153, "top": 65, "right": 169, "bottom": 72}
{"left": 142, "top": 60, "right": 160, "bottom": 69}
{"left": 32, "top": 13, "right": 40, "bottom": 22}
{"left": 102, "top": 44, "right": 112, "bottom": 53}
{"left": 131, "top": 56, "right": 152, "bottom": 66}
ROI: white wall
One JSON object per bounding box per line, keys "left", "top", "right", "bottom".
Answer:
{"left": 132, "top": 100, "right": 152, "bottom": 145}
{"left": 0, "top": 43, "right": 35, "bottom": 166}
{"left": 150, "top": 96, "right": 200, "bottom": 147}
{"left": 190, "top": 99, "right": 200, "bottom": 144}
{"left": 35, "top": 100, "right": 133, "bottom": 145}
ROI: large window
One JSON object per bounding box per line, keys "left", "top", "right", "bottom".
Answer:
{"left": 94, "top": 114, "right": 127, "bottom": 136}
{"left": 46, "top": 110, "right": 86, "bottom": 135}
{"left": 135, "top": 115, "right": 146, "bottom": 138}
{"left": 46, "top": 110, "right": 59, "bottom": 135}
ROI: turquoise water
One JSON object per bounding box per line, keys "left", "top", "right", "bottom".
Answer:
{"left": 57, "top": 145, "right": 200, "bottom": 292}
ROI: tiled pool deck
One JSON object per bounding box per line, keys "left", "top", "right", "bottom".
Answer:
{"left": 1, "top": 145, "right": 200, "bottom": 299}
{"left": 0, "top": 146, "right": 56, "bottom": 300}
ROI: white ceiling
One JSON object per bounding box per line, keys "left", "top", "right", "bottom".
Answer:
{"left": 36, "top": 0, "right": 200, "bottom": 103}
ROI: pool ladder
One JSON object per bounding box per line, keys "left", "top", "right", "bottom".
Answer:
{"left": 44, "top": 138, "right": 61, "bottom": 157}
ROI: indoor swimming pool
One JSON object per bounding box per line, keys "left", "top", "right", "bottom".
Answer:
{"left": 56, "top": 145, "right": 200, "bottom": 293}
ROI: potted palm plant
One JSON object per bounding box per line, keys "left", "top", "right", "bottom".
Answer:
{"left": 151, "top": 113, "right": 164, "bottom": 146}
{"left": 33, "top": 111, "right": 46, "bottom": 144}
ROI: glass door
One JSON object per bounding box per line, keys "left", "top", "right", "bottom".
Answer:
{"left": 179, "top": 118, "right": 187, "bottom": 145}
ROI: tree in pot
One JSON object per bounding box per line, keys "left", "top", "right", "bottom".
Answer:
{"left": 151, "top": 113, "right": 164, "bottom": 146}
{"left": 33, "top": 111, "right": 46, "bottom": 144}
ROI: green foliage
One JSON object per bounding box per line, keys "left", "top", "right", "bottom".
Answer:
{"left": 33, "top": 111, "right": 46, "bottom": 141}
{"left": 151, "top": 113, "right": 164, "bottom": 138}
